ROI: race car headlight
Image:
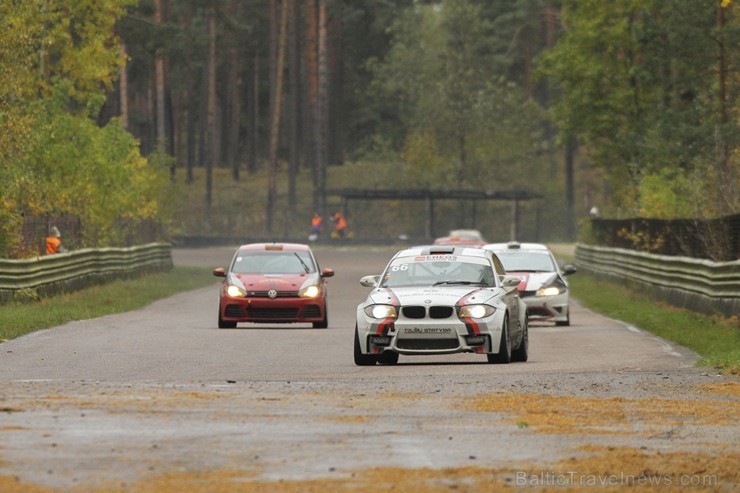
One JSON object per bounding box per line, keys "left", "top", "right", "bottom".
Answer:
{"left": 226, "top": 284, "right": 246, "bottom": 297}
{"left": 537, "top": 285, "right": 564, "bottom": 297}
{"left": 299, "top": 285, "right": 320, "bottom": 298}
{"left": 458, "top": 304, "right": 495, "bottom": 319}
{"left": 364, "top": 304, "right": 398, "bottom": 320}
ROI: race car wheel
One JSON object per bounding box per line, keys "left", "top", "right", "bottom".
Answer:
{"left": 218, "top": 308, "right": 237, "bottom": 329}
{"left": 511, "top": 313, "right": 528, "bottom": 362}
{"left": 354, "top": 327, "right": 377, "bottom": 366}
{"left": 555, "top": 310, "right": 570, "bottom": 326}
{"left": 487, "top": 315, "right": 511, "bottom": 364}
{"left": 377, "top": 350, "right": 399, "bottom": 365}
{"left": 313, "top": 306, "right": 329, "bottom": 329}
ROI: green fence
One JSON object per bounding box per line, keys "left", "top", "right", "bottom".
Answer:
{"left": 0, "top": 243, "right": 173, "bottom": 304}
{"left": 575, "top": 244, "right": 740, "bottom": 317}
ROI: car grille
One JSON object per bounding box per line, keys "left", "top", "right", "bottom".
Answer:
{"left": 429, "top": 306, "right": 454, "bottom": 318}
{"left": 396, "top": 338, "right": 459, "bottom": 350}
{"left": 246, "top": 291, "right": 299, "bottom": 298}
{"left": 300, "top": 305, "right": 321, "bottom": 318}
{"left": 520, "top": 290, "right": 537, "bottom": 298}
{"left": 247, "top": 308, "right": 299, "bottom": 319}
{"left": 527, "top": 307, "right": 552, "bottom": 317}
{"left": 402, "top": 306, "right": 425, "bottom": 318}
{"left": 401, "top": 306, "right": 454, "bottom": 319}
{"left": 224, "top": 304, "right": 244, "bottom": 317}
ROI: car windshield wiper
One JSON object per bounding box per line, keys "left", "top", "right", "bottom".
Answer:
{"left": 432, "top": 280, "right": 484, "bottom": 286}
{"left": 293, "top": 253, "right": 311, "bottom": 273}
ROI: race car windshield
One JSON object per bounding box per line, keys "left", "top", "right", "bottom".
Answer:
{"left": 495, "top": 252, "right": 557, "bottom": 272}
{"left": 231, "top": 251, "right": 316, "bottom": 274}
{"left": 381, "top": 257, "right": 495, "bottom": 288}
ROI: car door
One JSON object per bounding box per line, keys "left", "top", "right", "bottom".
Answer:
{"left": 491, "top": 253, "right": 521, "bottom": 341}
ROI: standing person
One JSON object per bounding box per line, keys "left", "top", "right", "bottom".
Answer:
{"left": 45, "top": 226, "right": 66, "bottom": 254}
{"left": 331, "top": 211, "right": 348, "bottom": 238}
{"left": 309, "top": 213, "right": 324, "bottom": 241}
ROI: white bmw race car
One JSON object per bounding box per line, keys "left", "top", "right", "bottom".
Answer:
{"left": 354, "top": 246, "right": 528, "bottom": 365}
{"left": 483, "top": 242, "right": 576, "bottom": 326}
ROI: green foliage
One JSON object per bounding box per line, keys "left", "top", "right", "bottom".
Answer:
{"left": 368, "top": 0, "right": 552, "bottom": 191}
{"left": 539, "top": 0, "right": 739, "bottom": 218}
{"left": 637, "top": 168, "right": 695, "bottom": 218}
{"left": 0, "top": 0, "right": 173, "bottom": 257}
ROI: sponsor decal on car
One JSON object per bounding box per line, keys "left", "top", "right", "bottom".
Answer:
{"left": 402, "top": 328, "right": 453, "bottom": 335}
{"left": 414, "top": 255, "right": 458, "bottom": 262}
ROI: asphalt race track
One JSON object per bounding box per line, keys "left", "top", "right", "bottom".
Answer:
{"left": 0, "top": 246, "right": 737, "bottom": 492}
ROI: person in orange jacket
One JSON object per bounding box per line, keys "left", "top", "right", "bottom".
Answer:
{"left": 331, "top": 212, "right": 348, "bottom": 238}
{"left": 309, "top": 213, "right": 324, "bottom": 241}
{"left": 45, "top": 226, "right": 66, "bottom": 254}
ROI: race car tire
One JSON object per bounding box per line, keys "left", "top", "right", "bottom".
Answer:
{"left": 313, "top": 307, "right": 329, "bottom": 329}
{"left": 354, "top": 327, "right": 377, "bottom": 366}
{"left": 487, "top": 315, "right": 511, "bottom": 364}
{"left": 218, "top": 308, "right": 237, "bottom": 329}
{"left": 511, "top": 313, "right": 528, "bottom": 362}
{"left": 555, "top": 310, "right": 570, "bottom": 326}
{"left": 377, "top": 351, "right": 399, "bottom": 365}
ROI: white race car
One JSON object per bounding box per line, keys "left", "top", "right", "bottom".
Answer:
{"left": 354, "top": 246, "right": 528, "bottom": 365}
{"left": 483, "top": 242, "right": 576, "bottom": 326}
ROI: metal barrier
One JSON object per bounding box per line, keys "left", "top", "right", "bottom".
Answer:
{"left": 575, "top": 244, "right": 740, "bottom": 317}
{"left": 0, "top": 243, "right": 173, "bottom": 304}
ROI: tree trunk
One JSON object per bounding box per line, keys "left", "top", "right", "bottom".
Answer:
{"left": 306, "top": 0, "right": 319, "bottom": 208}
{"left": 119, "top": 41, "right": 129, "bottom": 129}
{"left": 154, "top": 0, "right": 169, "bottom": 177}
{"left": 267, "top": 0, "right": 288, "bottom": 234}
{"left": 715, "top": 3, "right": 734, "bottom": 215}
{"left": 314, "top": 0, "right": 328, "bottom": 217}
{"left": 226, "top": 1, "right": 242, "bottom": 181}
{"left": 287, "top": 0, "right": 299, "bottom": 211}
{"left": 565, "top": 136, "right": 577, "bottom": 240}
{"left": 248, "top": 50, "right": 259, "bottom": 174}
{"left": 205, "top": 4, "right": 217, "bottom": 211}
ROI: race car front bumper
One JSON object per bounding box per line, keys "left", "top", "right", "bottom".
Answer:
{"left": 356, "top": 309, "right": 504, "bottom": 356}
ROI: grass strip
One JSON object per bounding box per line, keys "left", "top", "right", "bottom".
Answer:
{"left": 569, "top": 273, "right": 739, "bottom": 374}
{"left": 0, "top": 266, "right": 214, "bottom": 341}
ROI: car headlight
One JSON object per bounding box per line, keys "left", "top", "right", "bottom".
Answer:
{"left": 537, "top": 286, "right": 564, "bottom": 297}
{"left": 226, "top": 284, "right": 246, "bottom": 297}
{"left": 364, "top": 304, "right": 398, "bottom": 320}
{"left": 299, "top": 285, "right": 321, "bottom": 298}
{"left": 458, "top": 304, "right": 495, "bottom": 319}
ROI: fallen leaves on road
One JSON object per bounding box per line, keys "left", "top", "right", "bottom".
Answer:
{"left": 463, "top": 390, "right": 739, "bottom": 435}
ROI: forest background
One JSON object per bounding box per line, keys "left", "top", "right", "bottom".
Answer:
{"left": 0, "top": 0, "right": 737, "bottom": 258}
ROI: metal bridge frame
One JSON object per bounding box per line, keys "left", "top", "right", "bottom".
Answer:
{"left": 325, "top": 188, "right": 543, "bottom": 240}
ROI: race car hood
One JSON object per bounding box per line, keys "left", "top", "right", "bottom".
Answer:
{"left": 508, "top": 272, "right": 558, "bottom": 292}
{"left": 366, "top": 286, "right": 496, "bottom": 307}
{"left": 228, "top": 272, "right": 319, "bottom": 291}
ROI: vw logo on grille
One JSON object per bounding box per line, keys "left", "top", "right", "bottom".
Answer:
{"left": 267, "top": 289, "right": 278, "bottom": 299}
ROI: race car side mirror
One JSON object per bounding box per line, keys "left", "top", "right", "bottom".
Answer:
{"left": 322, "top": 268, "right": 335, "bottom": 278}
{"left": 562, "top": 264, "right": 577, "bottom": 276}
{"left": 213, "top": 268, "right": 226, "bottom": 277}
{"left": 360, "top": 275, "right": 380, "bottom": 287}
{"left": 502, "top": 275, "right": 523, "bottom": 287}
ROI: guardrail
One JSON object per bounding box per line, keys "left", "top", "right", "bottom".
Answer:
{"left": 0, "top": 243, "right": 173, "bottom": 304}
{"left": 575, "top": 244, "right": 739, "bottom": 317}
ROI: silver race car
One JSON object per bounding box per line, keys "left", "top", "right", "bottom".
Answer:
{"left": 483, "top": 242, "right": 576, "bottom": 326}
{"left": 354, "top": 246, "right": 528, "bottom": 366}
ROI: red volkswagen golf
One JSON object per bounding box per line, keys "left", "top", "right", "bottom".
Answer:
{"left": 213, "top": 243, "right": 334, "bottom": 329}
